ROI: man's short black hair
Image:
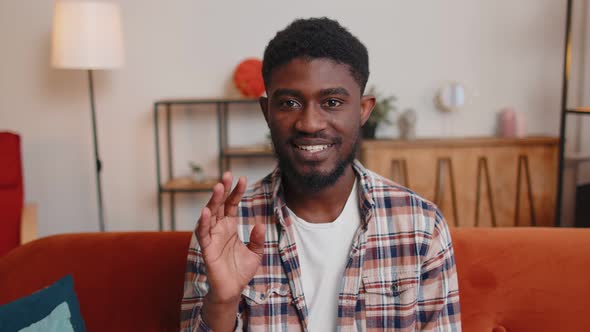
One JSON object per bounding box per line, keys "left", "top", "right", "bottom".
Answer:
{"left": 262, "top": 17, "right": 370, "bottom": 93}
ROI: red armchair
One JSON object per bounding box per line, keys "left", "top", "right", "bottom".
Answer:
{"left": 0, "top": 132, "right": 36, "bottom": 256}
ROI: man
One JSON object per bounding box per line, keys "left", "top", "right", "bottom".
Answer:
{"left": 181, "top": 17, "right": 461, "bottom": 331}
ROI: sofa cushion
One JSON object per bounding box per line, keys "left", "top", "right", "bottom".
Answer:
{"left": 453, "top": 227, "right": 590, "bottom": 331}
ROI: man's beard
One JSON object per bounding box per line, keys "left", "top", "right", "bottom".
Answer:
{"left": 272, "top": 130, "right": 360, "bottom": 193}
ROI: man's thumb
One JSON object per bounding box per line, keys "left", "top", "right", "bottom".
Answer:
{"left": 247, "top": 223, "right": 266, "bottom": 256}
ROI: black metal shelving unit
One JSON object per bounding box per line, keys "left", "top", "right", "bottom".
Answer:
{"left": 556, "top": 0, "right": 590, "bottom": 226}
{"left": 153, "top": 98, "right": 274, "bottom": 231}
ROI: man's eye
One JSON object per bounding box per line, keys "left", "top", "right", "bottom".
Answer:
{"left": 323, "top": 99, "right": 342, "bottom": 108}
{"left": 280, "top": 100, "right": 301, "bottom": 108}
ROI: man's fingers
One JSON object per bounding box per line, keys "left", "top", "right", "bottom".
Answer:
{"left": 205, "top": 183, "right": 225, "bottom": 227}
{"left": 217, "top": 172, "right": 233, "bottom": 218}
{"left": 196, "top": 207, "right": 212, "bottom": 249}
{"left": 225, "top": 176, "right": 247, "bottom": 217}
{"left": 247, "top": 223, "right": 266, "bottom": 257}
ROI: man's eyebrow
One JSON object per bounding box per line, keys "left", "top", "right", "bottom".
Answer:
{"left": 272, "top": 89, "right": 304, "bottom": 99}
{"left": 318, "top": 87, "right": 350, "bottom": 98}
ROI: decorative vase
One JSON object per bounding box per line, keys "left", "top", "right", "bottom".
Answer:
{"left": 499, "top": 107, "right": 516, "bottom": 137}
{"left": 398, "top": 109, "right": 417, "bottom": 140}
{"left": 191, "top": 170, "right": 204, "bottom": 183}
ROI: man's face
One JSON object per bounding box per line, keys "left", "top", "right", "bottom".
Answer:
{"left": 260, "top": 58, "right": 374, "bottom": 192}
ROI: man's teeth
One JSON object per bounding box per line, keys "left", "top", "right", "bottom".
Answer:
{"left": 297, "top": 144, "right": 331, "bottom": 152}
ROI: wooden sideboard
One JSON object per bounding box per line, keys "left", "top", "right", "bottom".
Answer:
{"left": 360, "top": 137, "right": 559, "bottom": 227}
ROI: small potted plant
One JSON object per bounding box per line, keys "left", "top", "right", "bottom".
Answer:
{"left": 188, "top": 162, "right": 204, "bottom": 182}
{"left": 362, "top": 86, "right": 397, "bottom": 139}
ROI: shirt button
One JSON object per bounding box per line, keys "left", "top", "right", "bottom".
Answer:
{"left": 260, "top": 294, "right": 266, "bottom": 300}
{"left": 391, "top": 284, "right": 399, "bottom": 292}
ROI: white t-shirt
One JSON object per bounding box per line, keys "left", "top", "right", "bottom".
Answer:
{"left": 289, "top": 180, "right": 361, "bottom": 331}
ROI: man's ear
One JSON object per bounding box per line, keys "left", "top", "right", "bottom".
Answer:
{"left": 360, "top": 94, "right": 376, "bottom": 126}
{"left": 259, "top": 96, "right": 270, "bottom": 126}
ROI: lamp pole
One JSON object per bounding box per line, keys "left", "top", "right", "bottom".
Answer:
{"left": 51, "top": 1, "right": 124, "bottom": 232}
{"left": 87, "top": 70, "right": 105, "bottom": 232}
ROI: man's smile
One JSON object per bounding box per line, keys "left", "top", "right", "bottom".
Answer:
{"left": 291, "top": 142, "right": 336, "bottom": 162}
{"left": 295, "top": 144, "right": 333, "bottom": 152}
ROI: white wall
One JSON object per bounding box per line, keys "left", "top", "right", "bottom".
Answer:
{"left": 0, "top": 0, "right": 568, "bottom": 235}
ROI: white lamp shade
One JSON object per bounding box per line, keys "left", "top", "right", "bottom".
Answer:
{"left": 52, "top": 1, "right": 124, "bottom": 69}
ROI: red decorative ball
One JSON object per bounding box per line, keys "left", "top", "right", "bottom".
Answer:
{"left": 233, "top": 58, "right": 265, "bottom": 98}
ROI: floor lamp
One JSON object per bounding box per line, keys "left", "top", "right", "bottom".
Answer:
{"left": 51, "top": 1, "right": 125, "bottom": 232}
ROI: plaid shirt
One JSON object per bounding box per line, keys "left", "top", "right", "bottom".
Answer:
{"left": 181, "top": 160, "right": 461, "bottom": 331}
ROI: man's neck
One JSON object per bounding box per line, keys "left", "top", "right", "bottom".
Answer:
{"left": 283, "top": 165, "right": 356, "bottom": 223}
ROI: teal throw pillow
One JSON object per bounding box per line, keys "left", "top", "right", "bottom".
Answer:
{"left": 0, "top": 274, "right": 86, "bottom": 332}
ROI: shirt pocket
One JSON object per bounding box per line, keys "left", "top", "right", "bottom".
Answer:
{"left": 241, "top": 281, "right": 292, "bottom": 306}
{"left": 362, "top": 270, "right": 420, "bottom": 311}
{"left": 240, "top": 281, "right": 300, "bottom": 331}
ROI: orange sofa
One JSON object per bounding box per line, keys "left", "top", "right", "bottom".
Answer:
{"left": 1, "top": 228, "right": 589, "bottom": 331}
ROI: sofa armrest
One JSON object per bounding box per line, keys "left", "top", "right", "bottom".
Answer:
{"left": 21, "top": 202, "right": 37, "bottom": 244}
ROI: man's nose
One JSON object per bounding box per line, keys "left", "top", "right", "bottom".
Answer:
{"left": 294, "top": 104, "right": 327, "bottom": 134}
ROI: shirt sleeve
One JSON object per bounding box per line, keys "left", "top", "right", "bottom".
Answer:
{"left": 416, "top": 208, "right": 462, "bottom": 331}
{"left": 180, "top": 232, "right": 244, "bottom": 332}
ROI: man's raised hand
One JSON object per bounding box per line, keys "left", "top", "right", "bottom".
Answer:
{"left": 196, "top": 172, "right": 266, "bottom": 305}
